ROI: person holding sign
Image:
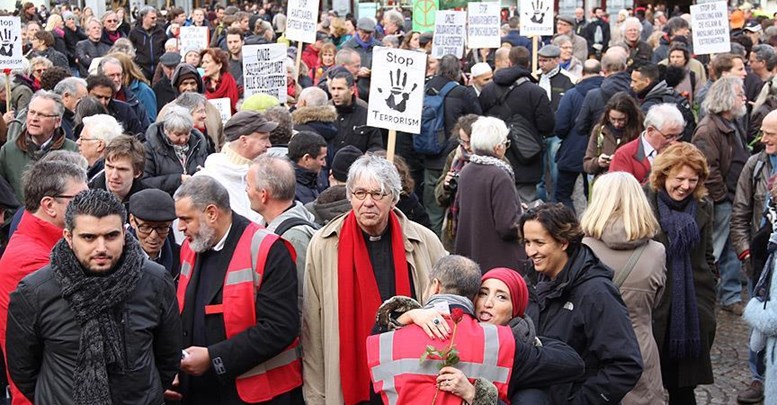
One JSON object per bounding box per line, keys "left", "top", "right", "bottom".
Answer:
{"left": 200, "top": 48, "right": 240, "bottom": 113}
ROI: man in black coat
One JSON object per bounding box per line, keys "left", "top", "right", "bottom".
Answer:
{"left": 75, "top": 18, "right": 111, "bottom": 77}
{"left": 171, "top": 176, "right": 303, "bottom": 404}
{"left": 153, "top": 52, "right": 181, "bottom": 114}
{"left": 575, "top": 48, "right": 632, "bottom": 141}
{"left": 7, "top": 189, "right": 181, "bottom": 405}
{"left": 62, "top": 12, "right": 87, "bottom": 74}
{"left": 129, "top": 6, "right": 168, "bottom": 81}
{"left": 327, "top": 70, "right": 383, "bottom": 155}
{"left": 479, "top": 46, "right": 555, "bottom": 204}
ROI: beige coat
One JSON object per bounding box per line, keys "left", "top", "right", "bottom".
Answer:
{"left": 583, "top": 222, "right": 667, "bottom": 405}
{"left": 302, "top": 209, "right": 447, "bottom": 404}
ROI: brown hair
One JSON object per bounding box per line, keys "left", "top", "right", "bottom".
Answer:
{"left": 200, "top": 48, "right": 230, "bottom": 75}
{"left": 105, "top": 135, "right": 145, "bottom": 175}
{"left": 33, "top": 30, "right": 55, "bottom": 47}
{"left": 649, "top": 142, "right": 709, "bottom": 200}
{"left": 711, "top": 53, "right": 745, "bottom": 80}
{"left": 519, "top": 203, "right": 584, "bottom": 250}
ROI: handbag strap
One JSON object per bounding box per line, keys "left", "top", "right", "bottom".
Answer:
{"left": 613, "top": 243, "right": 648, "bottom": 288}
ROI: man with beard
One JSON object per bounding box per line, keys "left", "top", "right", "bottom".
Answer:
{"left": 171, "top": 175, "right": 303, "bottom": 404}
{"left": 225, "top": 28, "right": 244, "bottom": 97}
{"left": 6, "top": 189, "right": 181, "bottom": 405}
{"left": 692, "top": 77, "right": 750, "bottom": 316}
{"left": 327, "top": 70, "right": 383, "bottom": 155}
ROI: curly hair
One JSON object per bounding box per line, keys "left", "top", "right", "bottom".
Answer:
{"left": 649, "top": 142, "right": 709, "bottom": 200}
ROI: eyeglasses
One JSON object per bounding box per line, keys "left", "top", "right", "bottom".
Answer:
{"left": 503, "top": 139, "right": 511, "bottom": 148}
{"left": 50, "top": 194, "right": 76, "bottom": 200}
{"left": 351, "top": 189, "right": 390, "bottom": 201}
{"left": 78, "top": 137, "right": 100, "bottom": 142}
{"left": 28, "top": 110, "right": 59, "bottom": 119}
{"left": 104, "top": 19, "right": 117, "bottom": 23}
{"left": 135, "top": 222, "right": 171, "bottom": 236}
{"left": 653, "top": 127, "right": 682, "bottom": 141}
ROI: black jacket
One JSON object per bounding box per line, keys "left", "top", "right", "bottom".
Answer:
{"left": 143, "top": 122, "right": 209, "bottom": 195}
{"left": 7, "top": 256, "right": 181, "bottom": 405}
{"left": 108, "top": 98, "right": 147, "bottom": 138}
{"left": 63, "top": 26, "right": 87, "bottom": 66}
{"left": 152, "top": 76, "right": 177, "bottom": 114}
{"left": 540, "top": 68, "right": 575, "bottom": 112}
{"left": 479, "top": 65, "right": 555, "bottom": 183}
{"left": 294, "top": 163, "right": 321, "bottom": 204}
{"left": 555, "top": 75, "right": 605, "bottom": 173}
{"left": 179, "top": 213, "right": 300, "bottom": 404}
{"left": 29, "top": 47, "right": 68, "bottom": 69}
{"left": 129, "top": 24, "right": 167, "bottom": 79}
{"left": 525, "top": 245, "right": 643, "bottom": 404}
{"left": 584, "top": 19, "right": 610, "bottom": 56}
{"left": 75, "top": 38, "right": 111, "bottom": 77}
{"left": 575, "top": 71, "right": 632, "bottom": 139}
{"left": 331, "top": 98, "right": 383, "bottom": 155}
{"left": 424, "top": 76, "right": 482, "bottom": 170}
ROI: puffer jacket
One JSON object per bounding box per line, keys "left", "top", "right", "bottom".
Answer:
{"left": 525, "top": 244, "right": 644, "bottom": 405}
{"left": 142, "top": 122, "right": 210, "bottom": 195}
{"left": 6, "top": 251, "right": 181, "bottom": 405}
{"left": 731, "top": 151, "right": 773, "bottom": 258}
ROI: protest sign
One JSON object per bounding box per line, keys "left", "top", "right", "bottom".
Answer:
{"left": 242, "top": 43, "right": 288, "bottom": 103}
{"left": 691, "top": 1, "right": 730, "bottom": 55}
{"left": 519, "top": 0, "right": 554, "bottom": 36}
{"left": 208, "top": 98, "right": 232, "bottom": 124}
{"left": 413, "top": 0, "right": 438, "bottom": 32}
{"left": 0, "top": 17, "right": 23, "bottom": 71}
{"left": 368, "top": 47, "right": 427, "bottom": 134}
{"left": 431, "top": 10, "right": 466, "bottom": 59}
{"left": 286, "top": 0, "right": 320, "bottom": 44}
{"left": 179, "top": 26, "right": 209, "bottom": 57}
{"left": 467, "top": 2, "right": 501, "bottom": 49}
{"left": 359, "top": 2, "right": 379, "bottom": 20}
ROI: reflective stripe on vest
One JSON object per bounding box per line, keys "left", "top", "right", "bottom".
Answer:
{"left": 177, "top": 222, "right": 302, "bottom": 402}
{"left": 368, "top": 319, "right": 514, "bottom": 405}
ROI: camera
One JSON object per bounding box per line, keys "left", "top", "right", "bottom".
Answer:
{"left": 446, "top": 173, "right": 459, "bottom": 192}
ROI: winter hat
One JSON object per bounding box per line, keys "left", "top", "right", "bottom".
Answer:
{"left": 331, "top": 145, "right": 363, "bottom": 182}
{"left": 481, "top": 267, "right": 529, "bottom": 318}
{"left": 241, "top": 93, "right": 280, "bottom": 112}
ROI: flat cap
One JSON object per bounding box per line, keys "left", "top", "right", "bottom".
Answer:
{"left": 159, "top": 52, "right": 182, "bottom": 67}
{"left": 129, "top": 189, "right": 176, "bottom": 222}
{"left": 224, "top": 111, "right": 278, "bottom": 142}
{"left": 556, "top": 15, "right": 575, "bottom": 26}
{"left": 357, "top": 17, "right": 376, "bottom": 32}
{"left": 538, "top": 44, "right": 561, "bottom": 58}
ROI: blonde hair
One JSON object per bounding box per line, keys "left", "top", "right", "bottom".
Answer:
{"left": 45, "top": 14, "right": 63, "bottom": 31}
{"left": 580, "top": 172, "right": 658, "bottom": 241}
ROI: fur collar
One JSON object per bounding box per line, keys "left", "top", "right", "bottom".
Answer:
{"left": 292, "top": 105, "right": 338, "bottom": 125}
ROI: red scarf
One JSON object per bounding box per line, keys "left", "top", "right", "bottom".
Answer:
{"left": 337, "top": 210, "right": 410, "bottom": 404}
{"left": 204, "top": 72, "right": 238, "bottom": 113}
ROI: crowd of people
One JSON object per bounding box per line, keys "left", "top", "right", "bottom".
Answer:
{"left": 0, "top": 0, "right": 776, "bottom": 404}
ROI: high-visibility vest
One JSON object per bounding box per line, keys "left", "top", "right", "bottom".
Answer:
{"left": 367, "top": 314, "right": 515, "bottom": 405}
{"left": 178, "top": 222, "right": 303, "bottom": 403}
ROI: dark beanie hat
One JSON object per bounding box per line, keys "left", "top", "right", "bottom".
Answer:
{"left": 331, "top": 145, "right": 362, "bottom": 182}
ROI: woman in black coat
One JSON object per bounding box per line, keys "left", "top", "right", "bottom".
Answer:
{"left": 645, "top": 142, "right": 717, "bottom": 405}
{"left": 143, "top": 106, "right": 210, "bottom": 196}
{"left": 521, "top": 203, "right": 644, "bottom": 404}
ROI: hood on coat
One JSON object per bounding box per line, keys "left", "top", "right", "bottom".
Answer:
{"left": 643, "top": 80, "right": 673, "bottom": 101}
{"left": 266, "top": 200, "right": 318, "bottom": 232}
{"left": 541, "top": 245, "right": 614, "bottom": 300}
{"left": 493, "top": 65, "right": 537, "bottom": 86}
{"left": 306, "top": 184, "right": 350, "bottom": 225}
{"left": 601, "top": 71, "right": 633, "bottom": 99}
{"left": 292, "top": 105, "right": 337, "bottom": 125}
{"left": 171, "top": 63, "right": 203, "bottom": 96}
{"left": 599, "top": 220, "right": 652, "bottom": 251}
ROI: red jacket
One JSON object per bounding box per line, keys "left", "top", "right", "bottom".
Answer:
{"left": 301, "top": 45, "right": 320, "bottom": 78}
{"left": 609, "top": 136, "right": 653, "bottom": 184}
{"left": 0, "top": 211, "right": 62, "bottom": 405}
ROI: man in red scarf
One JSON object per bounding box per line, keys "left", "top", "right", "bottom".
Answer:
{"left": 302, "top": 154, "right": 446, "bottom": 404}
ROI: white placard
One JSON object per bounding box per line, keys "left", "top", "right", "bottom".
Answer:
{"left": 691, "top": 2, "right": 731, "bottom": 55}
{"left": 519, "top": 0, "right": 554, "bottom": 37}
{"left": 367, "top": 47, "right": 427, "bottom": 134}
{"left": 358, "top": 2, "right": 378, "bottom": 20}
{"left": 209, "top": 98, "right": 232, "bottom": 124}
{"left": 179, "top": 26, "right": 209, "bottom": 56}
{"left": 242, "top": 43, "right": 288, "bottom": 103}
{"left": 0, "top": 17, "right": 23, "bottom": 71}
{"left": 431, "top": 11, "right": 466, "bottom": 59}
{"left": 467, "top": 2, "right": 501, "bottom": 49}
{"left": 286, "top": 0, "right": 320, "bottom": 44}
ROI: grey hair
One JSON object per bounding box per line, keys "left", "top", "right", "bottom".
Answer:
{"left": 101, "top": 10, "right": 117, "bottom": 23}
{"left": 29, "top": 56, "right": 52, "bottom": 76}
{"left": 164, "top": 38, "right": 179, "bottom": 50}
{"left": 53, "top": 77, "right": 87, "bottom": 97}
{"left": 382, "top": 35, "right": 399, "bottom": 48}
{"left": 98, "top": 56, "right": 123, "bottom": 73}
{"left": 298, "top": 86, "right": 328, "bottom": 106}
{"left": 665, "top": 16, "right": 690, "bottom": 35}
{"left": 174, "top": 175, "right": 231, "bottom": 212}
{"left": 428, "top": 255, "right": 482, "bottom": 300}
{"left": 64, "top": 189, "right": 126, "bottom": 232}
{"left": 470, "top": 116, "right": 508, "bottom": 155}
{"left": 436, "top": 54, "right": 462, "bottom": 81}
{"left": 702, "top": 76, "right": 744, "bottom": 115}
{"left": 138, "top": 5, "right": 157, "bottom": 20}
{"left": 163, "top": 105, "right": 194, "bottom": 134}
{"left": 335, "top": 48, "right": 359, "bottom": 66}
{"left": 82, "top": 114, "right": 124, "bottom": 142}
{"left": 644, "top": 103, "right": 686, "bottom": 130}
{"left": 39, "top": 150, "right": 88, "bottom": 170}
{"left": 384, "top": 9, "right": 404, "bottom": 28}
{"left": 622, "top": 17, "right": 642, "bottom": 34}
{"left": 551, "top": 34, "right": 572, "bottom": 46}
{"left": 86, "top": 17, "right": 102, "bottom": 29}
{"left": 345, "top": 154, "right": 402, "bottom": 205}
{"left": 250, "top": 155, "right": 296, "bottom": 201}
{"left": 752, "top": 44, "right": 777, "bottom": 71}
{"left": 31, "top": 90, "right": 65, "bottom": 118}
{"left": 174, "top": 92, "right": 207, "bottom": 112}
{"left": 23, "top": 160, "right": 87, "bottom": 212}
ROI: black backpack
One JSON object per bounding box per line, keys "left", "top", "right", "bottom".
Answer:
{"left": 498, "top": 78, "right": 545, "bottom": 165}
{"left": 662, "top": 92, "right": 696, "bottom": 142}
{"left": 273, "top": 217, "right": 321, "bottom": 237}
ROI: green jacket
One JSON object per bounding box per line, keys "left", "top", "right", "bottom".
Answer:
{"left": 0, "top": 127, "right": 78, "bottom": 202}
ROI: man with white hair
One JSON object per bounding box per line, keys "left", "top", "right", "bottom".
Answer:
{"left": 469, "top": 62, "right": 493, "bottom": 96}
{"left": 52, "top": 77, "right": 88, "bottom": 140}
{"left": 620, "top": 17, "right": 653, "bottom": 68}
{"left": 293, "top": 87, "right": 338, "bottom": 164}
{"left": 76, "top": 114, "right": 124, "bottom": 181}
{"left": 609, "top": 103, "right": 685, "bottom": 184}
{"left": 692, "top": 77, "right": 750, "bottom": 316}
{"left": 382, "top": 9, "right": 405, "bottom": 42}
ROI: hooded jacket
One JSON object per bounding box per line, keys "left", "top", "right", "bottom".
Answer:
{"left": 479, "top": 65, "right": 555, "bottom": 183}
{"left": 555, "top": 75, "right": 605, "bottom": 173}
{"left": 525, "top": 244, "right": 643, "bottom": 405}
{"left": 142, "top": 122, "right": 210, "bottom": 195}
{"left": 639, "top": 80, "right": 675, "bottom": 112}
{"left": 304, "top": 185, "right": 350, "bottom": 225}
{"left": 292, "top": 105, "right": 338, "bottom": 143}
{"left": 576, "top": 71, "right": 632, "bottom": 139}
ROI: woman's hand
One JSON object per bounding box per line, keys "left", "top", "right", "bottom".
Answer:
{"left": 437, "top": 367, "right": 476, "bottom": 404}
{"left": 597, "top": 153, "right": 611, "bottom": 168}
{"left": 397, "top": 308, "right": 450, "bottom": 339}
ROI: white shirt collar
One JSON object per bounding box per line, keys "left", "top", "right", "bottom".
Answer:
{"left": 211, "top": 224, "right": 232, "bottom": 252}
{"left": 641, "top": 133, "right": 656, "bottom": 160}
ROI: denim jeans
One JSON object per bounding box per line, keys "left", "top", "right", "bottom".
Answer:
{"left": 712, "top": 201, "right": 743, "bottom": 305}
{"left": 536, "top": 136, "right": 560, "bottom": 202}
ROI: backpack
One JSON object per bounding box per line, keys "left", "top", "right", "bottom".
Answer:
{"left": 273, "top": 216, "right": 321, "bottom": 237}
{"left": 415, "top": 81, "right": 458, "bottom": 155}
{"left": 499, "top": 78, "right": 545, "bottom": 164}
{"left": 662, "top": 92, "right": 696, "bottom": 142}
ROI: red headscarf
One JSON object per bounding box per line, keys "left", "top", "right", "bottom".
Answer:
{"left": 481, "top": 268, "right": 529, "bottom": 318}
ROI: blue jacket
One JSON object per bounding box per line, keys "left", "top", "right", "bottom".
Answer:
{"left": 501, "top": 31, "right": 533, "bottom": 53}
{"left": 575, "top": 71, "right": 632, "bottom": 140}
{"left": 555, "top": 75, "right": 604, "bottom": 173}
{"left": 129, "top": 79, "right": 158, "bottom": 122}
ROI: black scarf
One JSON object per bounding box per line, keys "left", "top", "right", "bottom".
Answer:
{"left": 51, "top": 233, "right": 143, "bottom": 405}
{"left": 657, "top": 190, "right": 702, "bottom": 359}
